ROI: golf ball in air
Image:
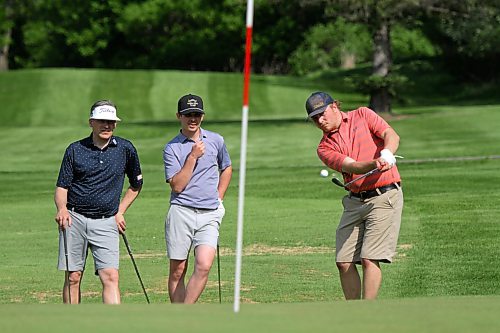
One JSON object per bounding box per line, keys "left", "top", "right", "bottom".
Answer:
{"left": 320, "top": 169, "right": 329, "bottom": 177}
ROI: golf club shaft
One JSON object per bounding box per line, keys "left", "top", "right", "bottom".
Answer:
{"left": 344, "top": 168, "right": 379, "bottom": 188}
{"left": 217, "top": 244, "right": 221, "bottom": 304}
{"left": 122, "top": 233, "right": 150, "bottom": 304}
{"left": 62, "top": 228, "right": 71, "bottom": 304}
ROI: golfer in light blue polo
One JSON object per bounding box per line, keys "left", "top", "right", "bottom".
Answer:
{"left": 163, "top": 94, "right": 233, "bottom": 304}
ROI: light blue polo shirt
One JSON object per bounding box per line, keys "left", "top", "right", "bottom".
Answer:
{"left": 163, "top": 128, "right": 231, "bottom": 209}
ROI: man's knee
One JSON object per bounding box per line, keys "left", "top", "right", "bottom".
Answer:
{"left": 99, "top": 269, "right": 119, "bottom": 286}
{"left": 336, "top": 262, "right": 354, "bottom": 273}
{"left": 195, "top": 261, "right": 213, "bottom": 275}
{"left": 169, "top": 260, "right": 187, "bottom": 280}
{"left": 68, "top": 271, "right": 83, "bottom": 285}
{"left": 361, "top": 258, "right": 380, "bottom": 269}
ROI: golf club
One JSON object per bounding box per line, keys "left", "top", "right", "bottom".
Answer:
{"left": 331, "top": 168, "right": 379, "bottom": 189}
{"left": 217, "top": 243, "right": 221, "bottom": 304}
{"left": 62, "top": 227, "right": 71, "bottom": 304}
{"left": 121, "top": 233, "right": 150, "bottom": 304}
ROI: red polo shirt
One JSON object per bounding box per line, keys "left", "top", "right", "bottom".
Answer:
{"left": 317, "top": 107, "right": 401, "bottom": 192}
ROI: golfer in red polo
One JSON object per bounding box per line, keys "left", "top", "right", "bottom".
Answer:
{"left": 306, "top": 92, "right": 404, "bottom": 300}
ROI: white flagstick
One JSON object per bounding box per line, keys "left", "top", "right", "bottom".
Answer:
{"left": 234, "top": 0, "right": 254, "bottom": 314}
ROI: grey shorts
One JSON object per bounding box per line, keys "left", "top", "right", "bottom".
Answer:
{"left": 336, "top": 187, "right": 404, "bottom": 264}
{"left": 165, "top": 203, "right": 225, "bottom": 260}
{"left": 58, "top": 210, "right": 119, "bottom": 273}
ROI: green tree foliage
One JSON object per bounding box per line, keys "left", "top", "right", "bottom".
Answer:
{"left": 114, "top": 0, "right": 246, "bottom": 70}
{"left": 288, "top": 19, "right": 371, "bottom": 75}
{"left": 323, "top": 0, "right": 426, "bottom": 113}
{"left": 19, "top": 0, "right": 120, "bottom": 67}
{"left": 422, "top": 0, "right": 500, "bottom": 80}
{"left": 391, "top": 24, "right": 441, "bottom": 61}
{"left": 3, "top": 0, "right": 498, "bottom": 83}
{"left": 250, "top": 0, "right": 327, "bottom": 73}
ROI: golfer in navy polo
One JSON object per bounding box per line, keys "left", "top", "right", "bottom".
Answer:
{"left": 164, "top": 94, "right": 232, "bottom": 303}
{"left": 54, "top": 100, "right": 143, "bottom": 304}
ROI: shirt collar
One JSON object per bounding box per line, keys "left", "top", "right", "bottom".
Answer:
{"left": 84, "top": 134, "right": 118, "bottom": 148}
{"left": 178, "top": 128, "right": 206, "bottom": 143}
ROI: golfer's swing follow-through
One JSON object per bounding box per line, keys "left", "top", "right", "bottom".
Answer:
{"left": 306, "top": 91, "right": 404, "bottom": 300}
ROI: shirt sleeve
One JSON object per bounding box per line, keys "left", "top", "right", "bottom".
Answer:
{"left": 359, "top": 107, "right": 391, "bottom": 138}
{"left": 125, "top": 143, "right": 143, "bottom": 188}
{"left": 56, "top": 146, "right": 74, "bottom": 188}
{"left": 317, "top": 140, "right": 345, "bottom": 173}
{"left": 163, "top": 144, "right": 181, "bottom": 182}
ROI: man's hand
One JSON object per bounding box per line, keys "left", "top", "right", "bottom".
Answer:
{"left": 55, "top": 208, "right": 71, "bottom": 230}
{"left": 380, "top": 148, "right": 397, "bottom": 166}
{"left": 115, "top": 212, "right": 126, "bottom": 234}
{"left": 190, "top": 140, "right": 205, "bottom": 159}
{"left": 375, "top": 158, "right": 391, "bottom": 172}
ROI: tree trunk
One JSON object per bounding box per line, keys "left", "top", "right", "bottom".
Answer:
{"left": 369, "top": 88, "right": 391, "bottom": 114}
{"left": 0, "top": 0, "right": 13, "bottom": 71}
{"left": 340, "top": 47, "right": 356, "bottom": 69}
{"left": 369, "top": 21, "right": 392, "bottom": 114}
{"left": 0, "top": 28, "right": 10, "bottom": 71}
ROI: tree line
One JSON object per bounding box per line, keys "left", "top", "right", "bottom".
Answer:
{"left": 1, "top": 0, "right": 498, "bottom": 113}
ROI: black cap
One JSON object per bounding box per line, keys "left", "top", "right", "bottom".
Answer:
{"left": 305, "top": 92, "right": 335, "bottom": 118}
{"left": 178, "top": 94, "right": 204, "bottom": 114}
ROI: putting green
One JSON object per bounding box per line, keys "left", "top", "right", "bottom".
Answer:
{"left": 2, "top": 296, "right": 500, "bottom": 333}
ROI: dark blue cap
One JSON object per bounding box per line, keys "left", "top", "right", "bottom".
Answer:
{"left": 305, "top": 92, "right": 335, "bottom": 118}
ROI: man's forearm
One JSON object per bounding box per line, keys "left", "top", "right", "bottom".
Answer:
{"left": 169, "top": 154, "right": 198, "bottom": 193}
{"left": 381, "top": 128, "right": 400, "bottom": 154}
{"left": 218, "top": 166, "right": 233, "bottom": 200}
{"left": 118, "top": 186, "right": 141, "bottom": 214}
{"left": 54, "top": 187, "right": 69, "bottom": 211}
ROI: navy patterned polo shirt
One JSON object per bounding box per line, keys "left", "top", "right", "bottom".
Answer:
{"left": 56, "top": 135, "right": 143, "bottom": 218}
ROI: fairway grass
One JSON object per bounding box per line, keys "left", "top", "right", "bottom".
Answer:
{"left": 2, "top": 296, "right": 500, "bottom": 333}
{"left": 1, "top": 66, "right": 500, "bottom": 333}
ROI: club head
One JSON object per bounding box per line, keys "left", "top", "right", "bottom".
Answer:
{"left": 331, "top": 177, "right": 345, "bottom": 188}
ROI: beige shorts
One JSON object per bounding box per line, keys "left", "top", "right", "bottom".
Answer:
{"left": 336, "top": 187, "right": 403, "bottom": 264}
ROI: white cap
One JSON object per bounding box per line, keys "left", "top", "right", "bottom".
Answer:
{"left": 90, "top": 105, "right": 121, "bottom": 121}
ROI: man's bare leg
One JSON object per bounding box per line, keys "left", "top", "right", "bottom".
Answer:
{"left": 63, "top": 271, "right": 83, "bottom": 304}
{"left": 169, "top": 259, "right": 188, "bottom": 303}
{"left": 361, "top": 259, "right": 382, "bottom": 300}
{"left": 184, "top": 245, "right": 216, "bottom": 304}
{"left": 98, "top": 268, "right": 121, "bottom": 304}
{"left": 336, "top": 262, "right": 361, "bottom": 300}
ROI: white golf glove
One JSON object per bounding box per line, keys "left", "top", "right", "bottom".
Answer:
{"left": 380, "top": 148, "right": 397, "bottom": 166}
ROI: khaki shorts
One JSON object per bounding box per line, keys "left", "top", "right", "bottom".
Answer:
{"left": 165, "top": 203, "right": 225, "bottom": 260}
{"left": 58, "top": 210, "right": 119, "bottom": 273}
{"left": 336, "top": 187, "right": 403, "bottom": 264}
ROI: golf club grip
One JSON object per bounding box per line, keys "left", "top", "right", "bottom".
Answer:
{"left": 121, "top": 233, "right": 151, "bottom": 304}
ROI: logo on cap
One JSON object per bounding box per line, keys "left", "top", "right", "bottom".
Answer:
{"left": 187, "top": 99, "right": 199, "bottom": 107}
{"left": 305, "top": 92, "right": 335, "bottom": 118}
{"left": 90, "top": 105, "right": 121, "bottom": 121}
{"left": 313, "top": 101, "right": 325, "bottom": 109}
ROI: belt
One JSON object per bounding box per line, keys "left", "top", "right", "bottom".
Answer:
{"left": 67, "top": 206, "right": 114, "bottom": 219}
{"left": 349, "top": 182, "right": 400, "bottom": 200}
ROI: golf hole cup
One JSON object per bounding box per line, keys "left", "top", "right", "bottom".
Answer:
{"left": 320, "top": 169, "right": 329, "bottom": 178}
